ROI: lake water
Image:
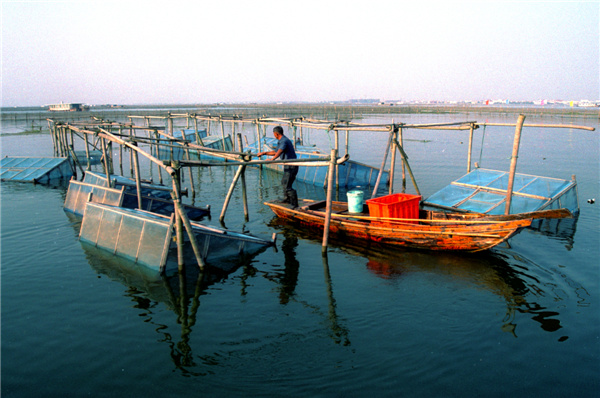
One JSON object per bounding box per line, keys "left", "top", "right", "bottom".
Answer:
{"left": 1, "top": 108, "right": 599, "bottom": 397}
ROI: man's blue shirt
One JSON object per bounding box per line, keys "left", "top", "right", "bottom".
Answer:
{"left": 276, "top": 135, "right": 297, "bottom": 161}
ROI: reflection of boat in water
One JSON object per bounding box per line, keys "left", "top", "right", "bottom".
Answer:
{"left": 268, "top": 217, "right": 572, "bottom": 337}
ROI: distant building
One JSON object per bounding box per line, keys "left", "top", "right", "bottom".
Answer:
{"left": 349, "top": 99, "right": 380, "bottom": 104}
{"left": 48, "top": 102, "right": 88, "bottom": 111}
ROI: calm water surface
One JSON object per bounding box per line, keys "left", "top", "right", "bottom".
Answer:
{"left": 1, "top": 110, "right": 599, "bottom": 397}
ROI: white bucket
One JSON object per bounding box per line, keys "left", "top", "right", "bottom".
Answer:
{"left": 347, "top": 190, "right": 364, "bottom": 213}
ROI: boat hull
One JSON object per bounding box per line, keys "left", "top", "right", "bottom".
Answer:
{"left": 265, "top": 200, "right": 533, "bottom": 252}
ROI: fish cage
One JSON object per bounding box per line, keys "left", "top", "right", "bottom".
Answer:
{"left": 1, "top": 156, "right": 73, "bottom": 183}
{"left": 423, "top": 168, "right": 579, "bottom": 215}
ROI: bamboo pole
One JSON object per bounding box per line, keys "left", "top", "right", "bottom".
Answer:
{"left": 68, "top": 145, "right": 85, "bottom": 177}
{"left": 220, "top": 117, "right": 225, "bottom": 145}
{"left": 393, "top": 138, "right": 421, "bottom": 196}
{"left": 232, "top": 121, "right": 236, "bottom": 152}
{"left": 168, "top": 114, "right": 173, "bottom": 136}
{"left": 399, "top": 127, "right": 406, "bottom": 190}
{"left": 171, "top": 167, "right": 185, "bottom": 270}
{"left": 255, "top": 121, "right": 262, "bottom": 168}
{"left": 58, "top": 126, "right": 65, "bottom": 156}
{"left": 219, "top": 164, "right": 246, "bottom": 223}
{"left": 104, "top": 125, "right": 113, "bottom": 175}
{"left": 334, "top": 129, "right": 340, "bottom": 188}
{"left": 48, "top": 121, "right": 57, "bottom": 156}
{"left": 193, "top": 116, "right": 203, "bottom": 147}
{"left": 390, "top": 130, "right": 397, "bottom": 195}
{"left": 344, "top": 125, "right": 349, "bottom": 157}
{"left": 479, "top": 122, "right": 595, "bottom": 131}
{"left": 93, "top": 127, "right": 177, "bottom": 176}
{"left": 467, "top": 123, "right": 475, "bottom": 172}
{"left": 170, "top": 174, "right": 206, "bottom": 272}
{"left": 119, "top": 127, "right": 124, "bottom": 175}
{"left": 132, "top": 142, "right": 143, "bottom": 210}
{"left": 83, "top": 130, "right": 91, "bottom": 170}
{"left": 129, "top": 126, "right": 134, "bottom": 176}
{"left": 372, "top": 130, "right": 394, "bottom": 198}
{"left": 322, "top": 149, "right": 337, "bottom": 253}
{"left": 185, "top": 148, "right": 196, "bottom": 197}
{"left": 292, "top": 125, "right": 297, "bottom": 149}
{"left": 237, "top": 134, "right": 249, "bottom": 220}
{"left": 505, "top": 115, "right": 526, "bottom": 215}
{"left": 101, "top": 138, "right": 111, "bottom": 187}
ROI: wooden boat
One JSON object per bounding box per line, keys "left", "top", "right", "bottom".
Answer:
{"left": 265, "top": 199, "right": 543, "bottom": 252}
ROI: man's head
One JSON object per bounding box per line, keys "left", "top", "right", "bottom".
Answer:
{"left": 273, "top": 126, "right": 284, "bottom": 139}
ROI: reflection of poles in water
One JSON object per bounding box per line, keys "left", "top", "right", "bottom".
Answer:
{"left": 322, "top": 253, "right": 350, "bottom": 346}
{"left": 161, "top": 269, "right": 205, "bottom": 373}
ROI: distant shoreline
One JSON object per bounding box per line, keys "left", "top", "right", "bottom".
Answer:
{"left": 1, "top": 103, "right": 598, "bottom": 122}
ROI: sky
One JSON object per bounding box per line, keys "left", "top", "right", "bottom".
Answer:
{"left": 1, "top": 1, "right": 599, "bottom": 107}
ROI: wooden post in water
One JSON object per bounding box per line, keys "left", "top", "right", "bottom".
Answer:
{"left": 83, "top": 131, "right": 91, "bottom": 170}
{"left": 170, "top": 166, "right": 205, "bottom": 271}
{"left": 399, "top": 127, "right": 406, "bottom": 190}
{"left": 171, "top": 164, "right": 185, "bottom": 270}
{"left": 393, "top": 138, "right": 421, "bottom": 196}
{"left": 132, "top": 142, "right": 143, "bottom": 210}
{"left": 237, "top": 134, "right": 249, "bottom": 220}
{"left": 372, "top": 130, "right": 394, "bottom": 198}
{"left": 68, "top": 145, "right": 85, "bottom": 177}
{"left": 101, "top": 138, "right": 111, "bottom": 187}
{"left": 154, "top": 131, "right": 163, "bottom": 184}
{"left": 220, "top": 117, "right": 225, "bottom": 147}
{"left": 193, "top": 116, "right": 203, "bottom": 147}
{"left": 49, "top": 122, "right": 57, "bottom": 156}
{"left": 344, "top": 125, "right": 349, "bottom": 157}
{"left": 231, "top": 121, "right": 236, "bottom": 152}
{"left": 467, "top": 123, "right": 475, "bottom": 173}
{"left": 185, "top": 148, "right": 196, "bottom": 197}
{"left": 220, "top": 164, "right": 246, "bottom": 223}
{"left": 168, "top": 113, "right": 174, "bottom": 136}
{"left": 322, "top": 149, "right": 337, "bottom": 254}
{"left": 56, "top": 126, "right": 63, "bottom": 157}
{"left": 255, "top": 120, "right": 262, "bottom": 167}
{"left": 389, "top": 127, "right": 397, "bottom": 195}
{"left": 57, "top": 125, "right": 63, "bottom": 157}
{"left": 107, "top": 128, "right": 114, "bottom": 175}
{"left": 292, "top": 125, "right": 297, "bottom": 149}
{"left": 334, "top": 129, "right": 340, "bottom": 188}
{"left": 129, "top": 126, "right": 134, "bottom": 176}
{"left": 118, "top": 127, "right": 124, "bottom": 175}
{"left": 504, "top": 114, "right": 526, "bottom": 215}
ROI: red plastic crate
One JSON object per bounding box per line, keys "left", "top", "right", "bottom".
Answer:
{"left": 366, "top": 193, "right": 422, "bottom": 225}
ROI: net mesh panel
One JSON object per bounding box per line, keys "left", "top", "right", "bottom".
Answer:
{"left": 79, "top": 203, "right": 171, "bottom": 271}
{"left": 64, "top": 180, "right": 123, "bottom": 215}
{"left": 426, "top": 168, "right": 578, "bottom": 214}
{"left": 0, "top": 157, "right": 72, "bottom": 182}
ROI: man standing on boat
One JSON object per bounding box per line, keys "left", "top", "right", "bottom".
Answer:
{"left": 257, "top": 126, "right": 299, "bottom": 208}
